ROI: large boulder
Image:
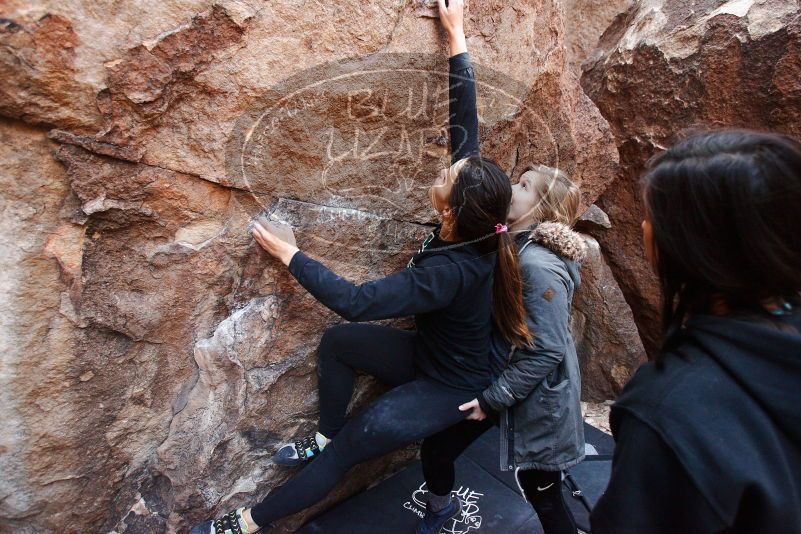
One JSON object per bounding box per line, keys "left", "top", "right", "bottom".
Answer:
{"left": 572, "top": 236, "right": 647, "bottom": 401}
{"left": 562, "top": 0, "right": 634, "bottom": 74}
{"left": 582, "top": 0, "right": 801, "bottom": 355}
{"left": 0, "top": 1, "right": 623, "bottom": 532}
{"left": 0, "top": 121, "right": 75, "bottom": 532}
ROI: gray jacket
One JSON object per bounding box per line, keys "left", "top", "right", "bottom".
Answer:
{"left": 481, "top": 222, "right": 586, "bottom": 472}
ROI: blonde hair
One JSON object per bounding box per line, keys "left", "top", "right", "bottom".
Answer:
{"left": 520, "top": 164, "right": 582, "bottom": 226}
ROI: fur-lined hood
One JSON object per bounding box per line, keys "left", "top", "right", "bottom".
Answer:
{"left": 527, "top": 221, "right": 587, "bottom": 263}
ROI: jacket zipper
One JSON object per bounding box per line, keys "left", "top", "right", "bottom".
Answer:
{"left": 507, "top": 405, "right": 516, "bottom": 471}
{"left": 503, "top": 239, "right": 531, "bottom": 475}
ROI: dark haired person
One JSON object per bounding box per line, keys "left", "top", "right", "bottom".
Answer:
{"left": 189, "top": 1, "right": 532, "bottom": 532}
{"left": 591, "top": 130, "right": 801, "bottom": 534}
{"left": 416, "top": 165, "right": 587, "bottom": 534}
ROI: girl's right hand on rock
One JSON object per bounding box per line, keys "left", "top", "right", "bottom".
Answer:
{"left": 437, "top": 0, "right": 464, "bottom": 36}
{"left": 251, "top": 220, "right": 299, "bottom": 267}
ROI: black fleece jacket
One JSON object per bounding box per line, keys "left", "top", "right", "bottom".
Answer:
{"left": 592, "top": 306, "right": 801, "bottom": 533}
{"left": 287, "top": 52, "right": 495, "bottom": 392}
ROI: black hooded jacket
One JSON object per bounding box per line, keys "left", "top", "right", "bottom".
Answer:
{"left": 286, "top": 52, "right": 496, "bottom": 393}
{"left": 592, "top": 308, "right": 801, "bottom": 533}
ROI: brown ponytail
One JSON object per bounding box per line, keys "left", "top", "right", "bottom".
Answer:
{"left": 449, "top": 156, "right": 534, "bottom": 348}
{"left": 493, "top": 231, "right": 534, "bottom": 348}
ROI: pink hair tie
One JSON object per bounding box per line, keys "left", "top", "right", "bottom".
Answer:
{"left": 495, "top": 223, "right": 508, "bottom": 234}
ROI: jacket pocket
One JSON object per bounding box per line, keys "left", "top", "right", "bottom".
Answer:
{"left": 541, "top": 378, "right": 569, "bottom": 395}
{"left": 542, "top": 378, "right": 570, "bottom": 423}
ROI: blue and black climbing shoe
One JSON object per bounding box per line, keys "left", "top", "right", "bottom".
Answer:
{"left": 415, "top": 495, "right": 463, "bottom": 534}
{"left": 271, "top": 432, "right": 329, "bottom": 467}
{"left": 189, "top": 507, "right": 260, "bottom": 534}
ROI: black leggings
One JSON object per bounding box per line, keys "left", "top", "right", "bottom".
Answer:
{"left": 250, "top": 323, "right": 476, "bottom": 526}
{"left": 422, "top": 419, "right": 578, "bottom": 534}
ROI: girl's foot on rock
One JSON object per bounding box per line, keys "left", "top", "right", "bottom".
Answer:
{"left": 189, "top": 507, "right": 260, "bottom": 534}
{"left": 272, "top": 431, "right": 330, "bottom": 467}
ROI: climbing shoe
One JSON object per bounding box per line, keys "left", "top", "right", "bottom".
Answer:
{"left": 189, "top": 507, "right": 259, "bottom": 534}
{"left": 415, "top": 495, "right": 462, "bottom": 534}
{"left": 271, "top": 432, "right": 329, "bottom": 467}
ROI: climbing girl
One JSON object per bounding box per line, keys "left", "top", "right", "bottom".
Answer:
{"left": 190, "top": 1, "right": 532, "bottom": 532}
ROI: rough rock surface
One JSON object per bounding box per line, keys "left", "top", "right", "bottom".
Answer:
{"left": 562, "top": 0, "right": 634, "bottom": 74}
{"left": 582, "top": 0, "right": 801, "bottom": 355}
{"left": 572, "top": 236, "right": 647, "bottom": 401}
{"left": 0, "top": 120, "right": 74, "bottom": 531}
{"left": 0, "top": 1, "right": 638, "bottom": 532}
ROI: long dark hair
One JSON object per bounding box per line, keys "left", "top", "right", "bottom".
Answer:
{"left": 451, "top": 156, "right": 533, "bottom": 348}
{"left": 642, "top": 129, "right": 801, "bottom": 354}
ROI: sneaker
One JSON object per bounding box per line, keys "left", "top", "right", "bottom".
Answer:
{"left": 189, "top": 507, "right": 260, "bottom": 534}
{"left": 272, "top": 433, "right": 327, "bottom": 467}
{"left": 415, "top": 495, "right": 462, "bottom": 534}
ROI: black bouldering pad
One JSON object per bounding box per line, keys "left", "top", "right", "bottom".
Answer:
{"left": 299, "top": 423, "right": 613, "bottom": 534}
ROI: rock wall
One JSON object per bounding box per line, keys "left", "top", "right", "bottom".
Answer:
{"left": 572, "top": 236, "right": 645, "bottom": 401}
{"left": 582, "top": 0, "right": 801, "bottom": 355}
{"left": 0, "top": 1, "right": 641, "bottom": 532}
{"left": 562, "top": 0, "right": 634, "bottom": 74}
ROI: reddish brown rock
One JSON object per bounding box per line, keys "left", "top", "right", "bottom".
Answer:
{"left": 572, "top": 236, "right": 647, "bottom": 401}
{"left": 575, "top": 203, "right": 612, "bottom": 232}
{"left": 0, "top": 15, "right": 101, "bottom": 132}
{"left": 0, "top": 1, "right": 627, "bottom": 532}
{"left": 582, "top": 0, "right": 801, "bottom": 355}
{"left": 0, "top": 120, "right": 74, "bottom": 529}
{"left": 562, "top": 0, "right": 634, "bottom": 74}
{"left": 0, "top": 134, "right": 424, "bottom": 532}
{"left": 2, "top": 1, "right": 619, "bottom": 198}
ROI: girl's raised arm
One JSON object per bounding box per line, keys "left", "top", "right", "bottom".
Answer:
{"left": 439, "top": 0, "right": 479, "bottom": 162}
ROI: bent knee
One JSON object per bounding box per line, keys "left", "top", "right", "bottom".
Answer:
{"left": 318, "top": 324, "right": 346, "bottom": 356}
{"left": 318, "top": 323, "right": 353, "bottom": 363}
